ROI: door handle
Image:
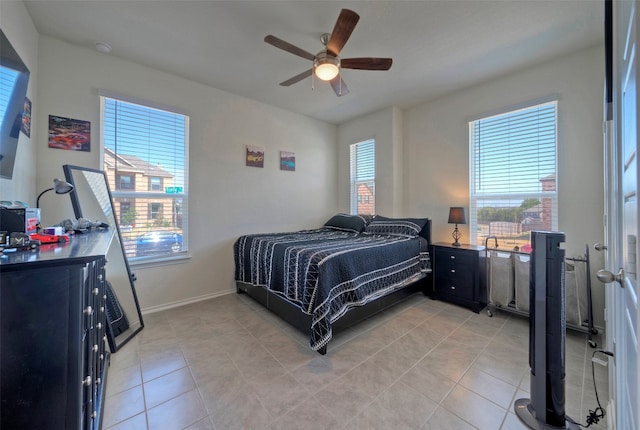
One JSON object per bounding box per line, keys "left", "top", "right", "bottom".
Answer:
{"left": 594, "top": 243, "right": 608, "bottom": 251}
{"left": 597, "top": 268, "right": 625, "bottom": 287}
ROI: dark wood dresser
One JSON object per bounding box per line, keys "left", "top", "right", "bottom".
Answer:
{"left": 432, "top": 242, "right": 487, "bottom": 313}
{"left": 1, "top": 231, "right": 112, "bottom": 430}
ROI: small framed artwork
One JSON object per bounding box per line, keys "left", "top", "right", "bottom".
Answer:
{"left": 246, "top": 145, "right": 264, "bottom": 168}
{"left": 48, "top": 115, "right": 91, "bottom": 152}
{"left": 280, "top": 151, "right": 295, "bottom": 171}
{"left": 21, "top": 97, "right": 31, "bottom": 137}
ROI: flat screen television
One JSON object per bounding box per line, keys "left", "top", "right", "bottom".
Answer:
{"left": 0, "top": 28, "right": 30, "bottom": 179}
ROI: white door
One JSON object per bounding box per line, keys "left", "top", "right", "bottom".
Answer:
{"left": 603, "top": 1, "right": 640, "bottom": 428}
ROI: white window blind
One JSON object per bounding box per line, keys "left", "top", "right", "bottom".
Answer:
{"left": 102, "top": 96, "right": 189, "bottom": 261}
{"left": 350, "top": 139, "right": 375, "bottom": 215}
{"left": 470, "top": 101, "right": 557, "bottom": 248}
{"left": 0, "top": 66, "right": 19, "bottom": 126}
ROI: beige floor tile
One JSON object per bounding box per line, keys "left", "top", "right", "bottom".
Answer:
{"left": 421, "top": 406, "right": 476, "bottom": 430}
{"left": 442, "top": 384, "right": 508, "bottom": 430}
{"left": 104, "top": 412, "right": 147, "bottom": 430}
{"left": 146, "top": 389, "right": 207, "bottom": 430}
{"left": 459, "top": 366, "right": 518, "bottom": 409}
{"left": 143, "top": 367, "right": 196, "bottom": 409}
{"left": 103, "top": 292, "right": 608, "bottom": 430}
{"left": 103, "top": 385, "right": 145, "bottom": 429}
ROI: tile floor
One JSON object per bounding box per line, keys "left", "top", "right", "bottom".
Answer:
{"left": 102, "top": 292, "right": 609, "bottom": 430}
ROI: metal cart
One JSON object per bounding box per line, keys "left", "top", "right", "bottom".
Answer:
{"left": 485, "top": 237, "right": 598, "bottom": 347}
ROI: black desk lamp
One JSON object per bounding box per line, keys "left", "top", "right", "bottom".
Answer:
{"left": 448, "top": 206, "right": 466, "bottom": 247}
{"left": 36, "top": 178, "right": 74, "bottom": 208}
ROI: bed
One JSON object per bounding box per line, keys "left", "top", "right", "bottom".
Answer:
{"left": 234, "top": 214, "right": 432, "bottom": 354}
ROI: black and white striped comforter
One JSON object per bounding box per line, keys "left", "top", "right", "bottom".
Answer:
{"left": 234, "top": 228, "right": 429, "bottom": 350}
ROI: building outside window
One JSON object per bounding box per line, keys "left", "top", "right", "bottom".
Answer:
{"left": 469, "top": 100, "right": 557, "bottom": 249}
{"left": 102, "top": 94, "right": 189, "bottom": 260}
{"left": 350, "top": 139, "right": 375, "bottom": 215}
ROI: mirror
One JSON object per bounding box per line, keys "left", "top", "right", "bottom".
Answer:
{"left": 1, "top": 29, "right": 31, "bottom": 179}
{"left": 63, "top": 164, "right": 144, "bottom": 352}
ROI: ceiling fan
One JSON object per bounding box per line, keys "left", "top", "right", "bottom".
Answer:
{"left": 264, "top": 9, "right": 392, "bottom": 96}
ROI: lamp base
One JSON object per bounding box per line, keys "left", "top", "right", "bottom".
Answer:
{"left": 451, "top": 225, "right": 462, "bottom": 247}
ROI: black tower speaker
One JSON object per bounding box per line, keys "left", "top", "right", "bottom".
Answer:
{"left": 514, "top": 231, "right": 579, "bottom": 429}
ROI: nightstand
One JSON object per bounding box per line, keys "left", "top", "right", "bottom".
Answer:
{"left": 432, "top": 242, "right": 486, "bottom": 313}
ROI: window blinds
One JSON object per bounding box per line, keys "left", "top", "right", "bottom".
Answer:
{"left": 350, "top": 139, "right": 375, "bottom": 215}
{"left": 469, "top": 101, "right": 557, "bottom": 246}
{"left": 102, "top": 96, "right": 188, "bottom": 260}
{"left": 472, "top": 102, "right": 557, "bottom": 195}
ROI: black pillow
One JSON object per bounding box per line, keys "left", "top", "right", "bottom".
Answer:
{"left": 324, "top": 214, "right": 369, "bottom": 233}
{"left": 364, "top": 215, "right": 428, "bottom": 238}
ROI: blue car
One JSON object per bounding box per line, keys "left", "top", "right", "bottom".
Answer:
{"left": 136, "top": 231, "right": 183, "bottom": 256}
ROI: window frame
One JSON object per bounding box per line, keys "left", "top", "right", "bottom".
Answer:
{"left": 469, "top": 99, "right": 558, "bottom": 248}
{"left": 100, "top": 90, "right": 190, "bottom": 265}
{"left": 350, "top": 139, "right": 375, "bottom": 216}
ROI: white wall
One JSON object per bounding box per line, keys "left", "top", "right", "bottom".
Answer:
{"left": 402, "top": 45, "right": 606, "bottom": 326}
{"left": 0, "top": 1, "right": 39, "bottom": 203}
{"left": 35, "top": 36, "right": 337, "bottom": 312}
{"left": 337, "top": 106, "right": 404, "bottom": 217}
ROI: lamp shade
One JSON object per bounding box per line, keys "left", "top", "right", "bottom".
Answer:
{"left": 37, "top": 178, "right": 75, "bottom": 208}
{"left": 448, "top": 207, "right": 466, "bottom": 224}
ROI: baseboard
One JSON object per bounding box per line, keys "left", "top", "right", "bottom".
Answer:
{"left": 141, "top": 289, "right": 234, "bottom": 315}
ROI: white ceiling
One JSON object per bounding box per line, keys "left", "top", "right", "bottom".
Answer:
{"left": 23, "top": 0, "right": 604, "bottom": 125}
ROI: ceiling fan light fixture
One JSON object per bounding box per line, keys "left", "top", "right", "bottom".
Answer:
{"left": 314, "top": 52, "right": 340, "bottom": 81}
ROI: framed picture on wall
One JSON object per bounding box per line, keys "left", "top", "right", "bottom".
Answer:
{"left": 246, "top": 145, "right": 264, "bottom": 168}
{"left": 280, "top": 151, "right": 295, "bottom": 171}
{"left": 48, "top": 115, "right": 91, "bottom": 152}
{"left": 21, "top": 97, "right": 31, "bottom": 137}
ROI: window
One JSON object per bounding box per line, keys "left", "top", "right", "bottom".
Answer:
{"left": 102, "top": 95, "right": 189, "bottom": 260}
{"left": 116, "top": 174, "right": 134, "bottom": 190}
{"left": 149, "top": 177, "right": 163, "bottom": 191}
{"left": 350, "top": 140, "right": 375, "bottom": 215}
{"left": 469, "top": 100, "right": 557, "bottom": 248}
{"left": 149, "top": 203, "right": 163, "bottom": 220}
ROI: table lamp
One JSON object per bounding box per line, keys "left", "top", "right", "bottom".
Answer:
{"left": 448, "top": 206, "right": 466, "bottom": 247}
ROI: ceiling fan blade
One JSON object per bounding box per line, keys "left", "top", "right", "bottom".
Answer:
{"left": 279, "top": 69, "right": 313, "bottom": 86}
{"left": 341, "top": 57, "right": 393, "bottom": 70}
{"left": 326, "top": 9, "right": 360, "bottom": 57}
{"left": 330, "top": 75, "right": 350, "bottom": 97}
{"left": 264, "top": 35, "right": 315, "bottom": 61}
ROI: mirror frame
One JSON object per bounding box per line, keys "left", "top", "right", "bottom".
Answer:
{"left": 63, "top": 164, "right": 144, "bottom": 352}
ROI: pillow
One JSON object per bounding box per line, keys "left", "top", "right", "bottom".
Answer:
{"left": 364, "top": 215, "right": 428, "bottom": 238}
{"left": 323, "top": 214, "right": 369, "bottom": 233}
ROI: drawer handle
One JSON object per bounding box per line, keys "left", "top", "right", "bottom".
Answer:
{"left": 450, "top": 269, "right": 456, "bottom": 273}
{"left": 450, "top": 255, "right": 456, "bottom": 259}
{"left": 82, "top": 376, "right": 92, "bottom": 386}
{"left": 83, "top": 306, "right": 93, "bottom": 315}
{"left": 450, "top": 286, "right": 456, "bottom": 290}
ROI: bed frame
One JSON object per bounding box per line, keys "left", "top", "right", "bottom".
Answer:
{"left": 236, "top": 220, "right": 433, "bottom": 355}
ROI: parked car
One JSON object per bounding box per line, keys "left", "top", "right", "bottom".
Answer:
{"left": 136, "top": 231, "right": 182, "bottom": 256}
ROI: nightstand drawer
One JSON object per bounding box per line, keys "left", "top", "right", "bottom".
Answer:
{"left": 436, "top": 275, "right": 474, "bottom": 300}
